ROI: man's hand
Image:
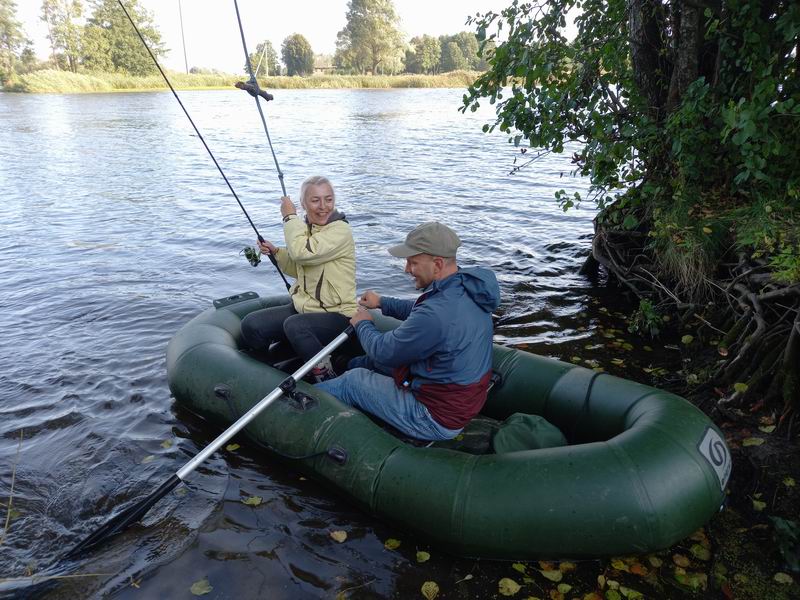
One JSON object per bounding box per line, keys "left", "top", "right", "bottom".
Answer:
{"left": 257, "top": 239, "right": 278, "bottom": 255}
{"left": 350, "top": 306, "right": 374, "bottom": 326}
{"left": 280, "top": 196, "right": 297, "bottom": 219}
{"left": 358, "top": 290, "right": 381, "bottom": 309}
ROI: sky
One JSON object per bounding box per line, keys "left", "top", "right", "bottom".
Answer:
{"left": 16, "top": 0, "right": 513, "bottom": 74}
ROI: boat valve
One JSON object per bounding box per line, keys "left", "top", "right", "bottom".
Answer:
{"left": 326, "top": 447, "right": 348, "bottom": 465}
{"left": 214, "top": 384, "right": 232, "bottom": 401}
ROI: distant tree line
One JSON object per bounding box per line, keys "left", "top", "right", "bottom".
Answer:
{"left": 0, "top": 0, "right": 491, "bottom": 85}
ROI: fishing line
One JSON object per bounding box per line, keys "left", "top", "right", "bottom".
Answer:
{"left": 233, "top": 0, "right": 287, "bottom": 197}
{"left": 115, "top": 0, "right": 291, "bottom": 290}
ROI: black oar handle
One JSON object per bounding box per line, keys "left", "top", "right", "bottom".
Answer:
{"left": 66, "top": 474, "right": 181, "bottom": 558}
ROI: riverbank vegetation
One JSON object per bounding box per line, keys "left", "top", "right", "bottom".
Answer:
{"left": 8, "top": 68, "right": 480, "bottom": 94}
{"left": 465, "top": 1, "right": 799, "bottom": 595}
{"left": 0, "top": 0, "right": 491, "bottom": 93}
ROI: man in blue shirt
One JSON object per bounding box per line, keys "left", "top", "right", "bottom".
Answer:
{"left": 317, "top": 222, "right": 500, "bottom": 441}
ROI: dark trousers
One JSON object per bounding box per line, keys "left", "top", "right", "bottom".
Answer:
{"left": 240, "top": 303, "right": 350, "bottom": 362}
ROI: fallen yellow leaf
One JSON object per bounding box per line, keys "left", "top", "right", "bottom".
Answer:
{"left": 416, "top": 551, "right": 431, "bottom": 563}
{"left": 225, "top": 443, "right": 240, "bottom": 451}
{"left": 330, "top": 530, "right": 347, "bottom": 543}
{"left": 421, "top": 580, "right": 440, "bottom": 600}
{"left": 190, "top": 578, "right": 212, "bottom": 596}
{"left": 498, "top": 578, "right": 521, "bottom": 596}
{"left": 384, "top": 538, "right": 401, "bottom": 550}
{"left": 242, "top": 495, "right": 262, "bottom": 506}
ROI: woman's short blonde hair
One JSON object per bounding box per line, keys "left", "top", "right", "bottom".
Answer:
{"left": 300, "top": 176, "right": 335, "bottom": 205}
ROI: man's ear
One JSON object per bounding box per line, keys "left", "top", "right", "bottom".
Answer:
{"left": 432, "top": 256, "right": 445, "bottom": 271}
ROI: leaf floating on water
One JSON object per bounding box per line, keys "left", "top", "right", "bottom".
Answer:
{"left": 742, "top": 437, "right": 765, "bottom": 446}
{"left": 559, "top": 561, "right": 576, "bottom": 572}
{"left": 512, "top": 562, "right": 527, "bottom": 574}
{"left": 421, "top": 580, "right": 439, "bottom": 600}
{"left": 498, "top": 577, "right": 521, "bottom": 596}
{"left": 629, "top": 563, "right": 648, "bottom": 576}
{"left": 7, "top": 507, "right": 21, "bottom": 521}
{"left": 774, "top": 572, "right": 794, "bottom": 585}
{"left": 557, "top": 583, "right": 572, "bottom": 593}
{"left": 141, "top": 455, "right": 155, "bottom": 464}
{"left": 758, "top": 425, "right": 776, "bottom": 433}
{"left": 190, "top": 578, "right": 213, "bottom": 596}
{"left": 416, "top": 550, "right": 431, "bottom": 563}
{"left": 647, "top": 555, "right": 663, "bottom": 568}
{"left": 160, "top": 439, "right": 173, "bottom": 449}
{"left": 733, "top": 382, "right": 749, "bottom": 393}
{"left": 783, "top": 477, "right": 796, "bottom": 487}
{"left": 605, "top": 590, "right": 622, "bottom": 600}
{"left": 672, "top": 554, "right": 691, "bottom": 568}
{"left": 242, "top": 495, "right": 263, "bottom": 506}
{"left": 330, "top": 530, "right": 347, "bottom": 543}
{"left": 540, "top": 569, "right": 563, "bottom": 582}
{"left": 752, "top": 499, "right": 767, "bottom": 512}
{"left": 702, "top": 227, "right": 713, "bottom": 234}
{"left": 225, "top": 443, "right": 240, "bottom": 451}
{"left": 619, "top": 586, "right": 644, "bottom": 599}
{"left": 690, "top": 543, "right": 711, "bottom": 561}
{"left": 384, "top": 538, "right": 401, "bottom": 550}
{"left": 681, "top": 335, "right": 694, "bottom": 345}
{"left": 175, "top": 486, "right": 188, "bottom": 496}
{"left": 611, "top": 558, "right": 629, "bottom": 572}
{"left": 674, "top": 570, "right": 708, "bottom": 591}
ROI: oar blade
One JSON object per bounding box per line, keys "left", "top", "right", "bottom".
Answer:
{"left": 65, "top": 474, "right": 181, "bottom": 559}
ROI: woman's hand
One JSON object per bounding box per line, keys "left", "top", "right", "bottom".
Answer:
{"left": 280, "top": 196, "right": 297, "bottom": 219}
{"left": 258, "top": 239, "right": 278, "bottom": 255}
{"left": 358, "top": 290, "right": 381, "bottom": 309}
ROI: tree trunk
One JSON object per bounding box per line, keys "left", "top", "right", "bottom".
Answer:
{"left": 628, "top": 0, "right": 668, "bottom": 119}
{"left": 666, "top": 0, "right": 701, "bottom": 113}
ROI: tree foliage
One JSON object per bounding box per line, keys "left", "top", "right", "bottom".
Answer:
{"left": 281, "top": 33, "right": 313, "bottom": 76}
{"left": 41, "top": 0, "right": 83, "bottom": 72}
{"left": 82, "top": 0, "right": 164, "bottom": 75}
{"left": 0, "top": 0, "right": 27, "bottom": 81}
{"left": 335, "top": 0, "right": 404, "bottom": 74}
{"left": 464, "top": 0, "right": 800, "bottom": 289}
{"left": 246, "top": 40, "right": 280, "bottom": 77}
{"left": 406, "top": 35, "right": 441, "bottom": 74}
{"left": 464, "top": 0, "right": 800, "bottom": 424}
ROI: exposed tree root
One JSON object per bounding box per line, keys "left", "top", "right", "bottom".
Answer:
{"left": 589, "top": 221, "right": 800, "bottom": 437}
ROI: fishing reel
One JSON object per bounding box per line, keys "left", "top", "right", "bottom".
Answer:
{"left": 241, "top": 245, "right": 261, "bottom": 267}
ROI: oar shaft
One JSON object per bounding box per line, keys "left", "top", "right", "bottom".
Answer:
{"left": 176, "top": 328, "right": 352, "bottom": 480}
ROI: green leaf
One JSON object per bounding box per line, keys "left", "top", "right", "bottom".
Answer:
{"left": 384, "top": 538, "right": 401, "bottom": 550}
{"left": 742, "top": 437, "right": 764, "bottom": 446}
{"left": 242, "top": 495, "right": 263, "bottom": 506}
{"left": 733, "top": 382, "right": 749, "bottom": 393}
{"left": 512, "top": 562, "right": 527, "bottom": 574}
{"left": 416, "top": 550, "right": 431, "bottom": 563}
{"left": 540, "top": 569, "right": 563, "bottom": 582}
{"left": 225, "top": 443, "right": 240, "bottom": 451}
{"left": 690, "top": 543, "right": 711, "bottom": 561}
{"left": 681, "top": 335, "right": 694, "bottom": 345}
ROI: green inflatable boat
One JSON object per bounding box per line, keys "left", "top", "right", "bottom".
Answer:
{"left": 166, "top": 293, "right": 732, "bottom": 559}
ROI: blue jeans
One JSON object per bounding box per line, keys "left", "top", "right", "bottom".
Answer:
{"left": 316, "top": 367, "right": 462, "bottom": 441}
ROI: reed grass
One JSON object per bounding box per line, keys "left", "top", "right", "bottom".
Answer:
{"left": 9, "top": 70, "right": 480, "bottom": 94}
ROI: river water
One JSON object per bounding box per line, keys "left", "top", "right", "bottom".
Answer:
{"left": 0, "top": 88, "right": 648, "bottom": 598}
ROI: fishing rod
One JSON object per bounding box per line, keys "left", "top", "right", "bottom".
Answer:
{"left": 233, "top": 0, "right": 286, "bottom": 197}
{"left": 114, "top": 0, "right": 290, "bottom": 291}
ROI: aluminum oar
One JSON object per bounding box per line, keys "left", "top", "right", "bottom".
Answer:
{"left": 66, "top": 326, "right": 354, "bottom": 558}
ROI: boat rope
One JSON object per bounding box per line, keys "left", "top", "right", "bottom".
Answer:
{"left": 115, "top": 0, "right": 291, "bottom": 291}
{"left": 232, "top": 0, "right": 286, "bottom": 197}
